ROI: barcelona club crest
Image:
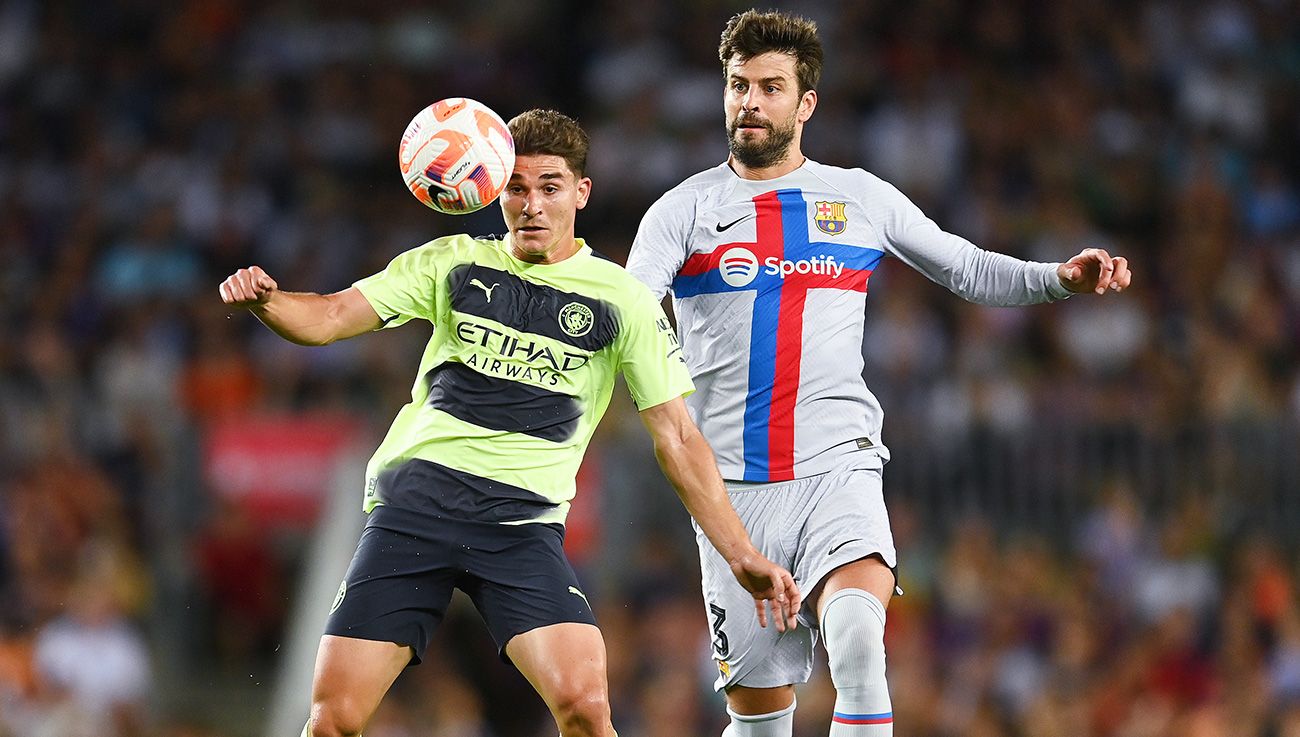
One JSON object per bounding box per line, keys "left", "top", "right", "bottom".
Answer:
{"left": 815, "top": 201, "right": 848, "bottom": 235}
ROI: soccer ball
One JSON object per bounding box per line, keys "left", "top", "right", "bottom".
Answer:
{"left": 398, "top": 98, "right": 515, "bottom": 215}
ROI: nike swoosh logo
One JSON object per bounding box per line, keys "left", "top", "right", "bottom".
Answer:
{"left": 715, "top": 214, "right": 753, "bottom": 232}
{"left": 828, "top": 539, "right": 862, "bottom": 556}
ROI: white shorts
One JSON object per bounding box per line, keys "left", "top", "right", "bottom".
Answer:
{"left": 694, "top": 448, "right": 897, "bottom": 691}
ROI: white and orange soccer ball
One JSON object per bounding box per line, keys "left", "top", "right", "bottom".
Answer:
{"left": 398, "top": 98, "right": 515, "bottom": 215}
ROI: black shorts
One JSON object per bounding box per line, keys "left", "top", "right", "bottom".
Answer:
{"left": 324, "top": 504, "right": 596, "bottom": 665}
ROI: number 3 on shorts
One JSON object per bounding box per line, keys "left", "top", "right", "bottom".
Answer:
{"left": 709, "top": 603, "right": 729, "bottom": 658}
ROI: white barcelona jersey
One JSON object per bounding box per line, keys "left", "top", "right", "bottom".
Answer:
{"left": 628, "top": 159, "right": 1071, "bottom": 483}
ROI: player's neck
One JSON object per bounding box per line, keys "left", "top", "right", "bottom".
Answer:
{"left": 510, "top": 235, "right": 582, "bottom": 265}
{"left": 728, "top": 150, "right": 807, "bottom": 181}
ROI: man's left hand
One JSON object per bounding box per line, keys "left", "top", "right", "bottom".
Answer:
{"left": 1058, "top": 247, "right": 1132, "bottom": 295}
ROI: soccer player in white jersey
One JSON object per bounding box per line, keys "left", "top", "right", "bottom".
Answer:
{"left": 627, "top": 10, "right": 1132, "bottom": 737}
{"left": 221, "top": 109, "right": 799, "bottom": 737}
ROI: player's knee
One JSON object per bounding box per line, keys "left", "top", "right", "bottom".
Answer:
{"left": 551, "top": 686, "right": 612, "bottom": 737}
{"left": 308, "top": 697, "right": 367, "bottom": 737}
{"left": 821, "top": 588, "right": 887, "bottom": 692}
{"left": 725, "top": 685, "right": 796, "bottom": 716}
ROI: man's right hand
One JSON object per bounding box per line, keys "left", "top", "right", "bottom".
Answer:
{"left": 729, "top": 551, "right": 802, "bottom": 633}
{"left": 219, "top": 266, "right": 278, "bottom": 308}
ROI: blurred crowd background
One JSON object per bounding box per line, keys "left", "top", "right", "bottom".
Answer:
{"left": 2, "top": 0, "right": 1299, "bottom": 736}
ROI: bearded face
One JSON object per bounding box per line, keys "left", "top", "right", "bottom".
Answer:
{"left": 723, "top": 52, "right": 811, "bottom": 172}
{"left": 727, "top": 107, "right": 799, "bottom": 170}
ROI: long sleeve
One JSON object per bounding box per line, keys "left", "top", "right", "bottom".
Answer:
{"left": 872, "top": 175, "right": 1072, "bottom": 305}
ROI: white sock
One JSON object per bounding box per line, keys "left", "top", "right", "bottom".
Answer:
{"left": 721, "top": 698, "right": 796, "bottom": 737}
{"left": 822, "top": 589, "right": 893, "bottom": 735}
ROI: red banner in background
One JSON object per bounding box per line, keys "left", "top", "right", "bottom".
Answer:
{"left": 564, "top": 453, "right": 601, "bottom": 566}
{"left": 204, "top": 414, "right": 364, "bottom": 529}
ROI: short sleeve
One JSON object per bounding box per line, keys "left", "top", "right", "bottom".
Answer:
{"left": 617, "top": 285, "right": 695, "bottom": 410}
{"left": 627, "top": 188, "right": 695, "bottom": 300}
{"left": 352, "top": 242, "right": 443, "bottom": 328}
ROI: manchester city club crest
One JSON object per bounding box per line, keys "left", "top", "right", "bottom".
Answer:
{"left": 559, "top": 302, "right": 594, "bottom": 337}
{"left": 815, "top": 200, "right": 848, "bottom": 235}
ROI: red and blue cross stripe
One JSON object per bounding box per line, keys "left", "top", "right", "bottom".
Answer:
{"left": 671, "top": 189, "right": 884, "bottom": 482}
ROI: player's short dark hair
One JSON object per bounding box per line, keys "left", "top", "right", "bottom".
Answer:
{"left": 718, "top": 9, "right": 823, "bottom": 95}
{"left": 508, "top": 109, "right": 589, "bottom": 178}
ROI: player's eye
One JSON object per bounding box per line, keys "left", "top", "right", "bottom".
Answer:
{"left": 766, "top": 85, "right": 779, "bottom": 94}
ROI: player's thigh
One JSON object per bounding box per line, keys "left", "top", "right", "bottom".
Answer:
{"left": 696, "top": 484, "right": 815, "bottom": 690}
{"left": 459, "top": 521, "right": 597, "bottom": 658}
{"left": 705, "top": 587, "right": 813, "bottom": 691}
{"left": 795, "top": 460, "right": 898, "bottom": 614}
{"left": 506, "top": 622, "right": 610, "bottom": 710}
{"left": 816, "top": 555, "right": 896, "bottom": 621}
{"left": 464, "top": 524, "right": 606, "bottom": 724}
{"left": 310, "top": 634, "right": 413, "bottom": 729}
{"left": 325, "top": 506, "right": 460, "bottom": 665}
{"left": 726, "top": 684, "right": 797, "bottom": 715}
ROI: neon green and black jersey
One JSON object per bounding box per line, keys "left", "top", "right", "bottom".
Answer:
{"left": 352, "top": 234, "right": 693, "bottom": 526}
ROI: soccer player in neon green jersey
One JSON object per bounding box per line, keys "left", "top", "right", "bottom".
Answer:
{"left": 219, "top": 109, "right": 800, "bottom": 737}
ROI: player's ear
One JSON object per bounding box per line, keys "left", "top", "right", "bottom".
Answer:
{"left": 575, "top": 176, "right": 592, "bottom": 210}
{"left": 798, "top": 89, "right": 817, "bottom": 124}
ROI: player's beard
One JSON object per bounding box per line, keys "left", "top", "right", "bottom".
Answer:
{"left": 727, "top": 110, "right": 797, "bottom": 170}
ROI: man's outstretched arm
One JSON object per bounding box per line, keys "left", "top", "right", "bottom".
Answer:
{"left": 219, "top": 265, "right": 382, "bottom": 346}
{"left": 639, "top": 396, "right": 801, "bottom": 631}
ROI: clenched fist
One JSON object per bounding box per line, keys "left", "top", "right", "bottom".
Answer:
{"left": 219, "top": 266, "right": 278, "bottom": 308}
